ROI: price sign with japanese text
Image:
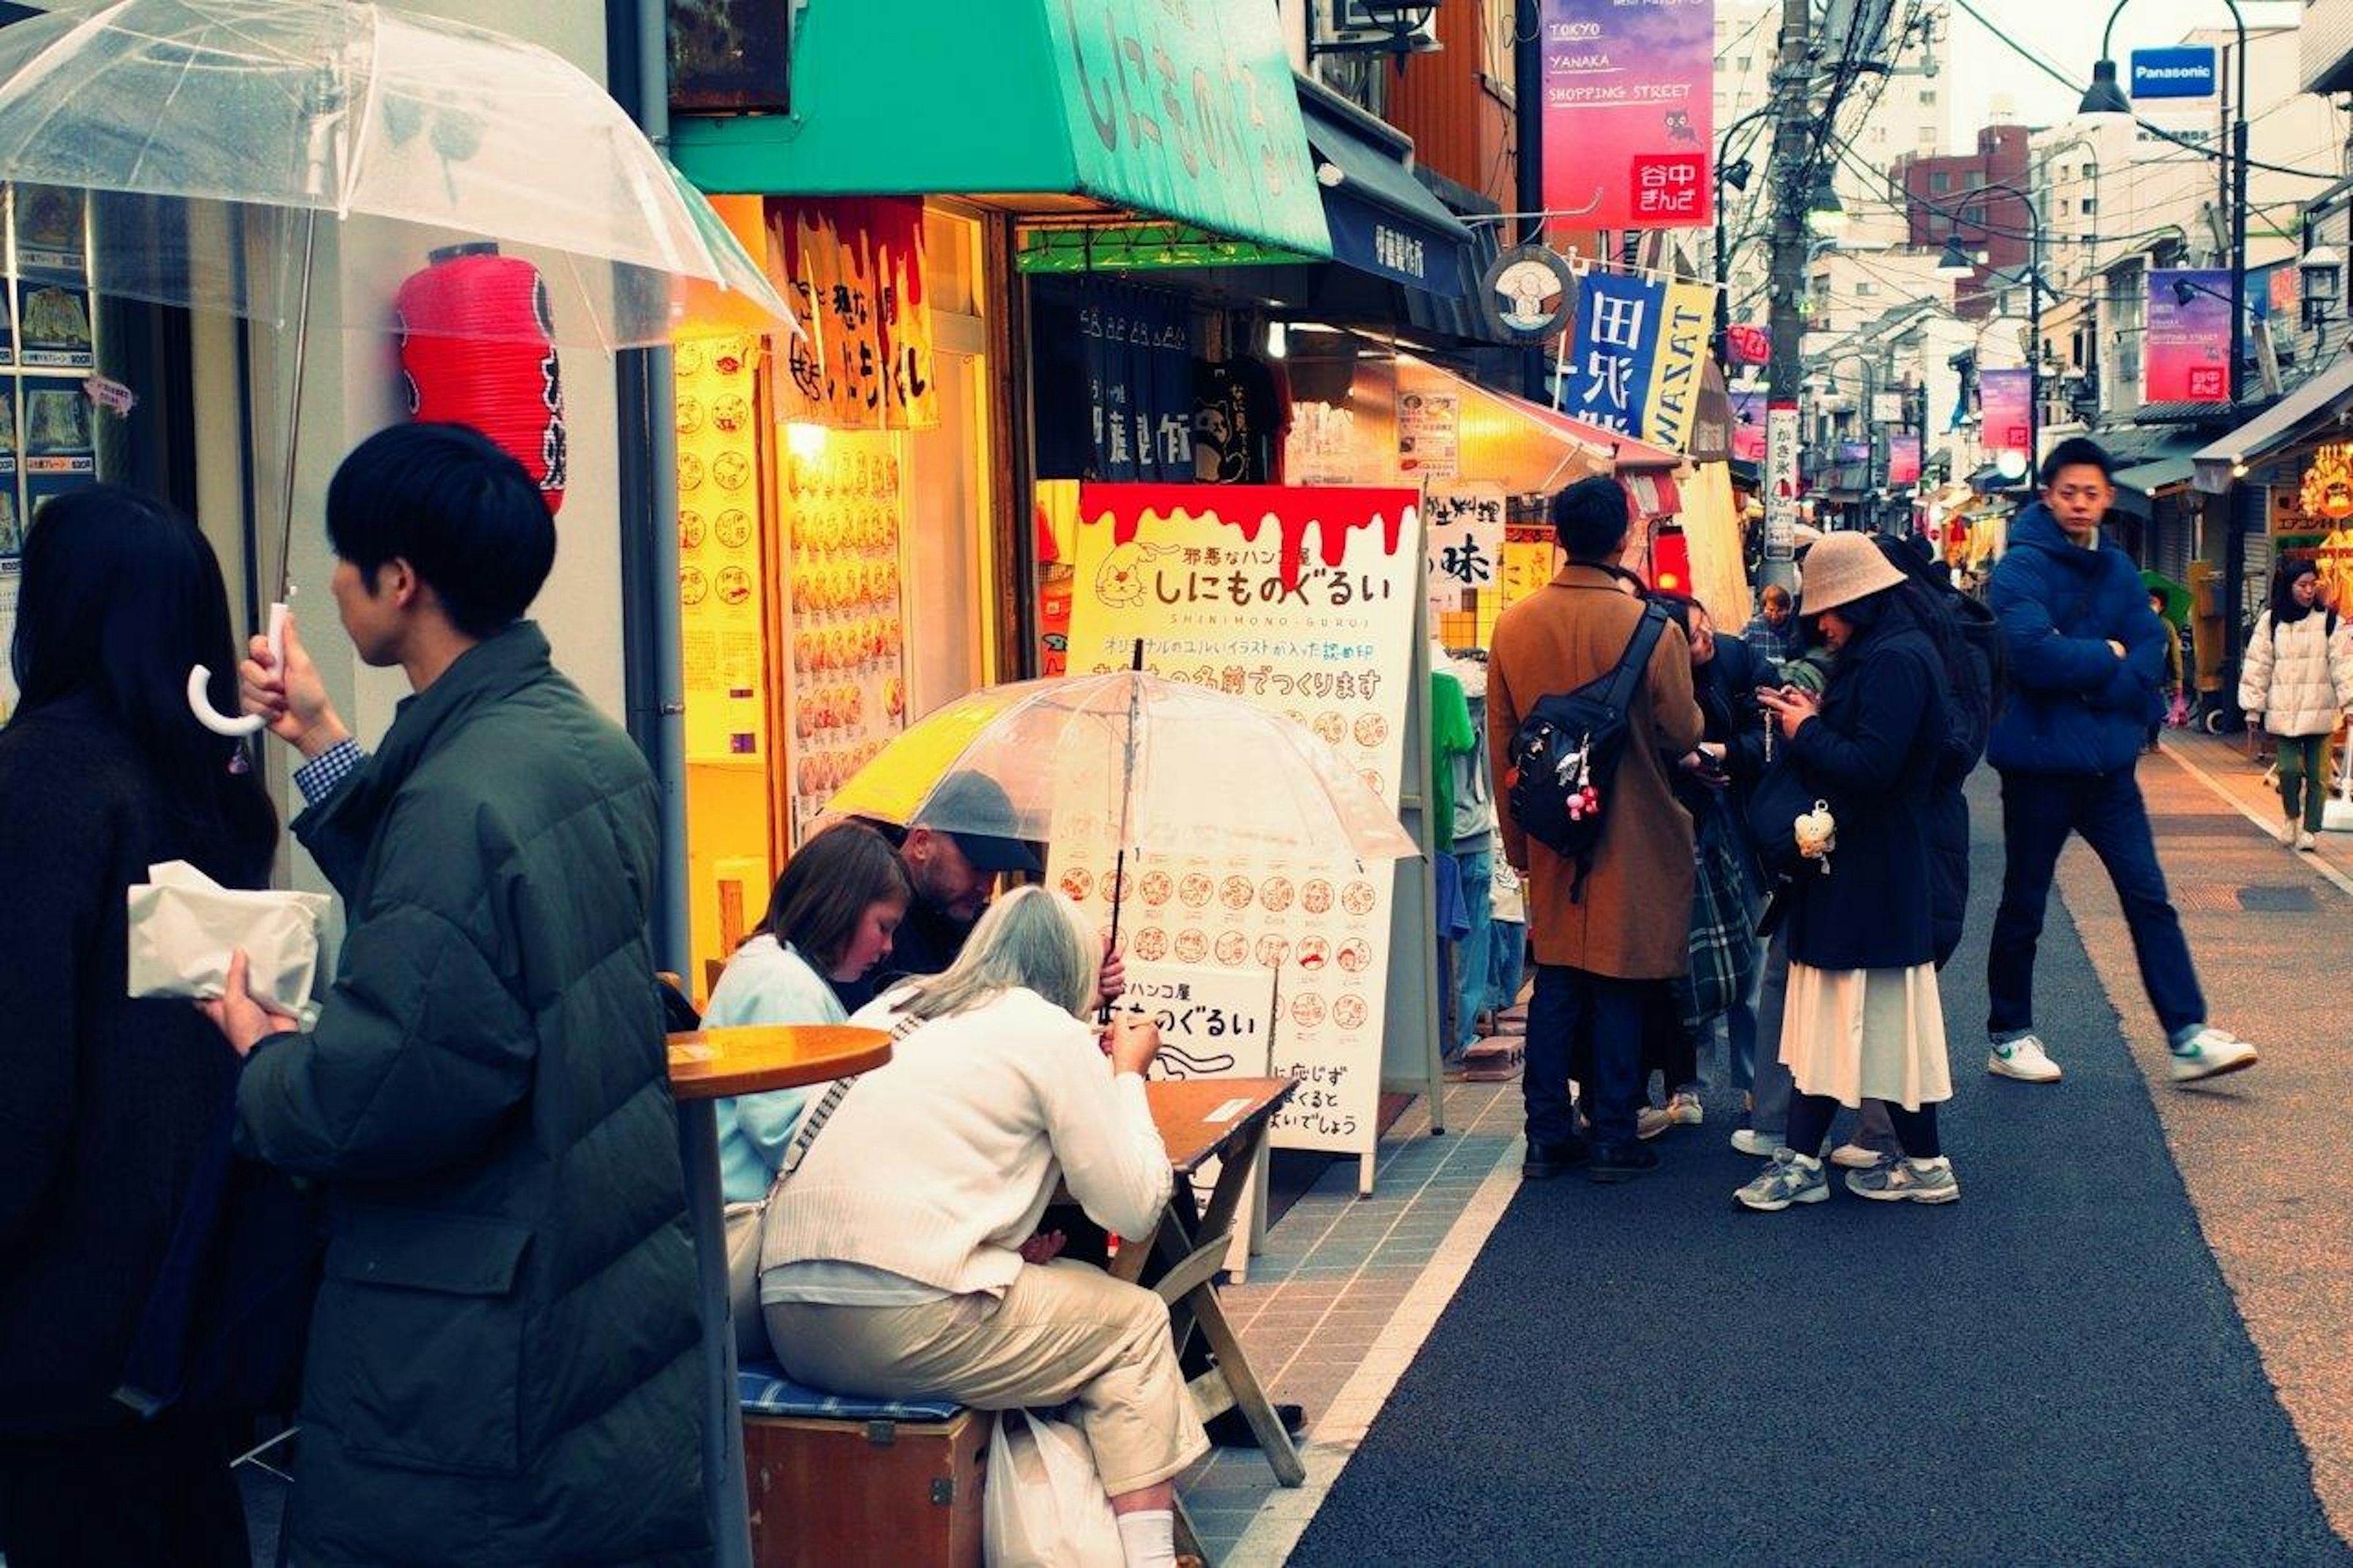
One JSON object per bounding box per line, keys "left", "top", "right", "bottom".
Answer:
{"left": 1425, "top": 483, "right": 1506, "bottom": 645}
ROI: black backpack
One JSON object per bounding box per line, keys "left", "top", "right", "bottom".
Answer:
{"left": 1505, "top": 602, "right": 1671, "bottom": 902}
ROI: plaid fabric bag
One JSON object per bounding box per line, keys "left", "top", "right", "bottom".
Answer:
{"left": 1673, "top": 818, "right": 1757, "bottom": 1031}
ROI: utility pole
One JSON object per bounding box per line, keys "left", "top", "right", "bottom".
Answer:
{"left": 1760, "top": 0, "right": 1811, "bottom": 593}
{"left": 1516, "top": 0, "right": 1545, "bottom": 405}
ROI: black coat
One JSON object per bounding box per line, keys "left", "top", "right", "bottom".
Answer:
{"left": 0, "top": 699, "right": 271, "bottom": 1436}
{"left": 1783, "top": 623, "right": 1944, "bottom": 971}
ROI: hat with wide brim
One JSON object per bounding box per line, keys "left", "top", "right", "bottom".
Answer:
{"left": 1797, "top": 531, "right": 1909, "bottom": 618}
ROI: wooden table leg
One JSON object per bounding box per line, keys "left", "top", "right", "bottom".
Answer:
{"left": 677, "top": 1101, "right": 755, "bottom": 1568}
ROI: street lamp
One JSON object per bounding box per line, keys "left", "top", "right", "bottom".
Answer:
{"left": 1951, "top": 178, "right": 2048, "bottom": 475}
{"left": 1935, "top": 237, "right": 1977, "bottom": 279}
{"left": 2081, "top": 0, "right": 2248, "bottom": 411}
{"left": 1807, "top": 172, "right": 1848, "bottom": 235}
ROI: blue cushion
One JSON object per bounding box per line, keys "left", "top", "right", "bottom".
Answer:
{"left": 737, "top": 1360, "right": 964, "bottom": 1422}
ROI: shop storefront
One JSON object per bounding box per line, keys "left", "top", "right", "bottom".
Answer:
{"left": 668, "top": 0, "right": 1333, "bottom": 988}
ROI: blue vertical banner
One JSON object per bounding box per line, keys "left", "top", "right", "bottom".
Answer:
{"left": 1561, "top": 271, "right": 1666, "bottom": 436}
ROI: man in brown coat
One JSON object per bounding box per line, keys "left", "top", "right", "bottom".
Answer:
{"left": 1488, "top": 475, "right": 1707, "bottom": 1182}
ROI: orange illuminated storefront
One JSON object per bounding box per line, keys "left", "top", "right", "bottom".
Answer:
{"left": 672, "top": 197, "right": 1011, "bottom": 992}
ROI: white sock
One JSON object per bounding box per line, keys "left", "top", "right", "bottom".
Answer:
{"left": 1116, "top": 1508, "right": 1177, "bottom": 1568}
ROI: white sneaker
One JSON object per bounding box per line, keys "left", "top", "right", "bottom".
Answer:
{"left": 2280, "top": 820, "right": 2301, "bottom": 846}
{"left": 1829, "top": 1142, "right": 1883, "bottom": 1170}
{"left": 1988, "top": 1035, "right": 2064, "bottom": 1083}
{"left": 2170, "top": 1026, "right": 2259, "bottom": 1083}
{"left": 1730, "top": 1127, "right": 1777, "bottom": 1157}
{"left": 2296, "top": 830, "right": 2318, "bottom": 852}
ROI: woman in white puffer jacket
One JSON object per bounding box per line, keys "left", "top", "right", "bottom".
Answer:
{"left": 2240, "top": 557, "right": 2353, "bottom": 850}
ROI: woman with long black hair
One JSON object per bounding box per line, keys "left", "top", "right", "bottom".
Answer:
{"left": 0, "top": 488, "right": 277, "bottom": 1564}
{"left": 1741, "top": 532, "right": 1960, "bottom": 1213}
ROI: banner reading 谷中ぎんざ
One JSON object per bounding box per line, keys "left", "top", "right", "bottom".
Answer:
{"left": 1061, "top": 485, "right": 1420, "bottom": 1161}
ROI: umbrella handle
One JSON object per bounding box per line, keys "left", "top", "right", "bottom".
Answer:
{"left": 188, "top": 601, "right": 287, "bottom": 738}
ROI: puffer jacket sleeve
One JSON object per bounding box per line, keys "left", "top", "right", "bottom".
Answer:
{"left": 1992, "top": 556, "right": 2125, "bottom": 696}
{"left": 2238, "top": 612, "right": 2276, "bottom": 719}
{"left": 2332, "top": 615, "right": 2353, "bottom": 712}
{"left": 235, "top": 897, "right": 534, "bottom": 1181}
{"left": 2089, "top": 589, "right": 2166, "bottom": 716}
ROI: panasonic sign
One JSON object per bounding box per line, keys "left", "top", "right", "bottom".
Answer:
{"left": 2131, "top": 46, "right": 2218, "bottom": 99}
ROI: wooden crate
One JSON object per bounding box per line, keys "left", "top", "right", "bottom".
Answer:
{"left": 744, "top": 1407, "right": 993, "bottom": 1567}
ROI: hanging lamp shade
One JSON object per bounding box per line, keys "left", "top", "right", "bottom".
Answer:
{"left": 397, "top": 244, "right": 569, "bottom": 513}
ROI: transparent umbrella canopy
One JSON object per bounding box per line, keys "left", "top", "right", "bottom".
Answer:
{"left": 825, "top": 670, "right": 1421, "bottom": 866}
{"left": 0, "top": 0, "right": 800, "bottom": 734}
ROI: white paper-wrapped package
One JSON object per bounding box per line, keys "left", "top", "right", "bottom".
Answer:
{"left": 126, "top": 861, "right": 332, "bottom": 1026}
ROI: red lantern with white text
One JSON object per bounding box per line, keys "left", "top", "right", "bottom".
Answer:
{"left": 397, "top": 243, "right": 567, "bottom": 513}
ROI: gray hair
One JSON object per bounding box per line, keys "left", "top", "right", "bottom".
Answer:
{"left": 896, "top": 885, "right": 1101, "bottom": 1023}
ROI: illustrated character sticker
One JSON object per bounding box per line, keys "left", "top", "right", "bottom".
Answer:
{"left": 1140, "top": 870, "right": 1174, "bottom": 906}
{"left": 1333, "top": 994, "right": 1370, "bottom": 1031}
{"left": 1352, "top": 714, "right": 1390, "bottom": 749}
{"left": 1336, "top": 938, "right": 1373, "bottom": 975}
{"left": 1132, "top": 927, "right": 1169, "bottom": 962}
{"left": 1291, "top": 993, "right": 1327, "bottom": 1029}
{"left": 1341, "top": 881, "right": 1378, "bottom": 917}
{"left": 1301, "top": 879, "right": 1335, "bottom": 915}
{"left": 1255, "top": 934, "right": 1290, "bottom": 969}
{"left": 1295, "top": 936, "right": 1330, "bottom": 971}
{"left": 1219, "top": 876, "right": 1256, "bottom": 912}
{"left": 1313, "top": 712, "right": 1348, "bottom": 746}
{"left": 678, "top": 509, "right": 706, "bottom": 550}
{"left": 1213, "top": 931, "right": 1248, "bottom": 967}
{"left": 1058, "top": 866, "right": 1094, "bottom": 903}
{"left": 1173, "top": 928, "right": 1209, "bottom": 965}
{"left": 1260, "top": 876, "right": 1295, "bottom": 914}
{"left": 1664, "top": 107, "right": 1699, "bottom": 145}
{"left": 1093, "top": 540, "right": 1181, "bottom": 608}
{"left": 1178, "top": 873, "right": 1215, "bottom": 908}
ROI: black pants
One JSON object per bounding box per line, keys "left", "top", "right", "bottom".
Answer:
{"left": 0, "top": 1411, "right": 251, "bottom": 1568}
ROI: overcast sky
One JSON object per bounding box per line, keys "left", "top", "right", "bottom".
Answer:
{"left": 1942, "top": 0, "right": 2306, "bottom": 143}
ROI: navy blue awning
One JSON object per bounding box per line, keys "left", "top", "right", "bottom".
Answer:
{"left": 1299, "top": 80, "right": 1474, "bottom": 300}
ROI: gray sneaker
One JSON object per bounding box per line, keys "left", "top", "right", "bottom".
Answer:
{"left": 1734, "top": 1149, "right": 1828, "bottom": 1212}
{"left": 1845, "top": 1154, "right": 1960, "bottom": 1205}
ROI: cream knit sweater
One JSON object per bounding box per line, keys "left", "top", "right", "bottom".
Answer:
{"left": 759, "top": 987, "right": 1172, "bottom": 1297}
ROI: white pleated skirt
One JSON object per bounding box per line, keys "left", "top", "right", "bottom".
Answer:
{"left": 1779, "top": 961, "right": 1953, "bottom": 1111}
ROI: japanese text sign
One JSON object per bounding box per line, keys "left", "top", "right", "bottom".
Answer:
{"left": 1424, "top": 483, "right": 1507, "bottom": 637}
{"left": 1978, "top": 368, "right": 2032, "bottom": 461}
{"left": 2146, "top": 269, "right": 2231, "bottom": 404}
{"left": 1563, "top": 271, "right": 1664, "bottom": 436}
{"left": 1540, "top": 0, "right": 1715, "bottom": 233}
{"left": 770, "top": 197, "right": 937, "bottom": 429}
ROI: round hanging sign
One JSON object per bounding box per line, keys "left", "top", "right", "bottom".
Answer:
{"left": 1480, "top": 244, "right": 1578, "bottom": 343}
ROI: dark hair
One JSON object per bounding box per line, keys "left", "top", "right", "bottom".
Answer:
{"left": 2270, "top": 556, "right": 2321, "bottom": 624}
{"left": 1871, "top": 532, "right": 2004, "bottom": 719}
{"left": 2039, "top": 436, "right": 2114, "bottom": 490}
{"left": 326, "top": 423, "right": 555, "bottom": 638}
{"left": 1550, "top": 475, "right": 1631, "bottom": 562}
{"left": 757, "top": 821, "right": 914, "bottom": 972}
{"left": 7, "top": 487, "right": 275, "bottom": 881}
{"left": 1649, "top": 591, "right": 1698, "bottom": 638}
{"left": 1760, "top": 584, "right": 1792, "bottom": 610}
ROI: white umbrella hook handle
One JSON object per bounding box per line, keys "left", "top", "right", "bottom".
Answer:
{"left": 188, "top": 601, "right": 288, "bottom": 738}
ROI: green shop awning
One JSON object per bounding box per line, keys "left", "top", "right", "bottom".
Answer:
{"left": 671, "top": 0, "right": 1332, "bottom": 262}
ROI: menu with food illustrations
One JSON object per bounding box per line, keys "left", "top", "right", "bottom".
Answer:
{"left": 779, "top": 431, "right": 909, "bottom": 846}
{"left": 673, "top": 333, "right": 771, "bottom": 768}
{"left": 1062, "top": 485, "right": 1421, "bottom": 1180}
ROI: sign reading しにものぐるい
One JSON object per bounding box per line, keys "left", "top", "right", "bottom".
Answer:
{"left": 1059, "top": 485, "right": 1419, "bottom": 1161}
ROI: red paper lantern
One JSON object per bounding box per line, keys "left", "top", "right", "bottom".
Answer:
{"left": 397, "top": 243, "right": 567, "bottom": 513}
{"left": 1650, "top": 523, "right": 1692, "bottom": 595}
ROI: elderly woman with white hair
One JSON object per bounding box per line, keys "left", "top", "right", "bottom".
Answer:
{"left": 759, "top": 885, "right": 1202, "bottom": 1567}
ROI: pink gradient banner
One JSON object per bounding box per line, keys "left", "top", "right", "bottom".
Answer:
{"left": 1540, "top": 0, "right": 1714, "bottom": 233}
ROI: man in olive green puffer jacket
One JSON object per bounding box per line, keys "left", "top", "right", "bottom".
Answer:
{"left": 206, "top": 425, "right": 707, "bottom": 1565}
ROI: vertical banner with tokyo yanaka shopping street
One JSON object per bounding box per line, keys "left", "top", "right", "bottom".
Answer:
{"left": 1062, "top": 485, "right": 1421, "bottom": 1178}
{"left": 1540, "top": 0, "right": 1714, "bottom": 233}
{"left": 2146, "top": 269, "right": 2232, "bottom": 404}
{"left": 1978, "top": 368, "right": 2033, "bottom": 473}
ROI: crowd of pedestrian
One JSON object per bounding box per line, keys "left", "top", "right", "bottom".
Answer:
{"left": 1488, "top": 437, "right": 2277, "bottom": 1214}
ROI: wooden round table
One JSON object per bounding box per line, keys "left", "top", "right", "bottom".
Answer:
{"left": 667, "top": 1023, "right": 893, "bottom": 1568}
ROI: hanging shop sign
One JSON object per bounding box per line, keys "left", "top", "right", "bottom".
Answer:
{"left": 1637, "top": 279, "right": 1714, "bottom": 455}
{"left": 1888, "top": 433, "right": 1923, "bottom": 487}
{"left": 1552, "top": 269, "right": 1715, "bottom": 452}
{"left": 1539, "top": 0, "right": 1715, "bottom": 233}
{"left": 1031, "top": 278, "right": 1195, "bottom": 483}
{"left": 1396, "top": 390, "right": 1460, "bottom": 481}
{"left": 1725, "top": 323, "right": 1770, "bottom": 366}
{"left": 1061, "top": 483, "right": 1419, "bottom": 1166}
{"left": 2297, "top": 443, "right": 2353, "bottom": 525}
{"left": 1978, "top": 368, "right": 2033, "bottom": 468}
{"left": 1482, "top": 243, "right": 1578, "bottom": 343}
{"left": 1729, "top": 386, "right": 1767, "bottom": 462}
{"left": 1424, "top": 482, "right": 1506, "bottom": 634}
{"left": 770, "top": 196, "right": 937, "bottom": 430}
{"left": 1764, "top": 400, "right": 1799, "bottom": 559}
{"left": 2146, "top": 270, "right": 2232, "bottom": 404}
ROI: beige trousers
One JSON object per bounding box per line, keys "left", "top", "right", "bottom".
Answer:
{"left": 763, "top": 1259, "right": 1209, "bottom": 1496}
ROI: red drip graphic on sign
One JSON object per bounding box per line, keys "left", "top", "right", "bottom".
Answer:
{"left": 1085, "top": 485, "right": 1411, "bottom": 592}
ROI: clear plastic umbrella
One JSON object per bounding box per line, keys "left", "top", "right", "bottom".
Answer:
{"left": 824, "top": 659, "right": 1420, "bottom": 965}
{"left": 0, "top": 0, "right": 799, "bottom": 731}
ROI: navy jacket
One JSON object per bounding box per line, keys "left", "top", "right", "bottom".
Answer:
{"left": 1783, "top": 623, "right": 1944, "bottom": 971}
{"left": 1986, "top": 502, "right": 2165, "bottom": 776}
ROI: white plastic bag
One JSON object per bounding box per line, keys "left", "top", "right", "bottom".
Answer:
{"left": 126, "top": 861, "right": 331, "bottom": 1025}
{"left": 982, "top": 1408, "right": 1123, "bottom": 1567}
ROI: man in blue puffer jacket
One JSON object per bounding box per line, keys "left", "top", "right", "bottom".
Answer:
{"left": 1983, "top": 437, "right": 2260, "bottom": 1086}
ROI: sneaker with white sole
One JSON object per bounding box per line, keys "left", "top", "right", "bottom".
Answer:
{"left": 1635, "top": 1105, "right": 1673, "bottom": 1140}
{"left": 1845, "top": 1154, "right": 1960, "bottom": 1203}
{"left": 1734, "top": 1149, "right": 1828, "bottom": 1211}
{"left": 1828, "top": 1142, "right": 1884, "bottom": 1170}
{"left": 1729, "top": 1127, "right": 1778, "bottom": 1157}
{"left": 2296, "top": 830, "right": 2318, "bottom": 852}
{"left": 1667, "top": 1090, "right": 1703, "bottom": 1126}
{"left": 2169, "top": 1026, "right": 2259, "bottom": 1083}
{"left": 1988, "top": 1035, "right": 2063, "bottom": 1083}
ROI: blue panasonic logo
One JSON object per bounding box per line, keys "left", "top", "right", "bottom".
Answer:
{"left": 2131, "top": 46, "right": 2218, "bottom": 99}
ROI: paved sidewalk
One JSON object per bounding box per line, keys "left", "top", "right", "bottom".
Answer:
{"left": 2060, "top": 738, "right": 2353, "bottom": 1542}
